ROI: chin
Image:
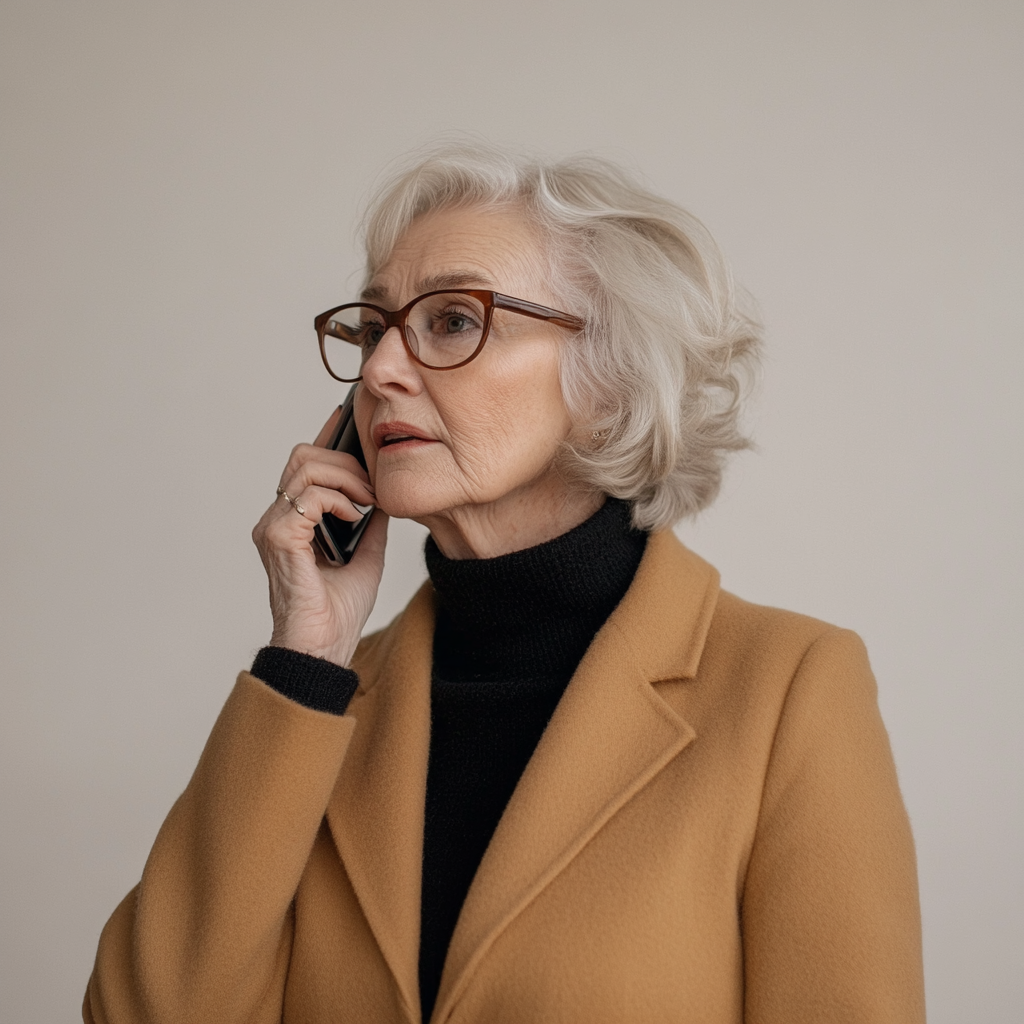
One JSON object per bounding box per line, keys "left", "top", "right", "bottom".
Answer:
{"left": 372, "top": 473, "right": 454, "bottom": 522}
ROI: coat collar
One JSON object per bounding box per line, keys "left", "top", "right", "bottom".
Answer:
{"left": 327, "top": 529, "right": 719, "bottom": 1023}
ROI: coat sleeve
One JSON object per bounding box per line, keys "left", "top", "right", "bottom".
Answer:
{"left": 741, "top": 628, "right": 926, "bottom": 1024}
{"left": 83, "top": 671, "right": 358, "bottom": 1024}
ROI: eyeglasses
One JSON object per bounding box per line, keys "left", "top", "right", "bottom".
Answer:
{"left": 315, "top": 289, "right": 585, "bottom": 383}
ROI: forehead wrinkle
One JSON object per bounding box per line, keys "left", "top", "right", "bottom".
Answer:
{"left": 360, "top": 208, "right": 552, "bottom": 307}
{"left": 359, "top": 270, "right": 493, "bottom": 306}
{"left": 359, "top": 267, "right": 501, "bottom": 306}
{"left": 416, "top": 270, "right": 496, "bottom": 293}
{"left": 359, "top": 282, "right": 391, "bottom": 303}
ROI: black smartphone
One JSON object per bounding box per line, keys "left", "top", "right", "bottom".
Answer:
{"left": 312, "top": 384, "right": 374, "bottom": 564}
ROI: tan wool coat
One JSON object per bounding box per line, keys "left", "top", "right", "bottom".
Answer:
{"left": 85, "top": 531, "right": 926, "bottom": 1023}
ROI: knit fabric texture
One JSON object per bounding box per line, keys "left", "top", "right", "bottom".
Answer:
{"left": 418, "top": 498, "right": 647, "bottom": 1019}
{"left": 250, "top": 645, "right": 359, "bottom": 716}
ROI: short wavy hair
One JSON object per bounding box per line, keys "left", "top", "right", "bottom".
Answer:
{"left": 360, "top": 143, "right": 761, "bottom": 531}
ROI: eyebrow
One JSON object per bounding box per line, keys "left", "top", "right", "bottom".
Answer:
{"left": 359, "top": 270, "right": 495, "bottom": 305}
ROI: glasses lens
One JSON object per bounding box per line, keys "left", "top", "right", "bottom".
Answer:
{"left": 321, "top": 306, "right": 386, "bottom": 381}
{"left": 407, "top": 292, "right": 487, "bottom": 368}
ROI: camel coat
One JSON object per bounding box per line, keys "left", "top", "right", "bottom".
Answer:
{"left": 84, "top": 531, "right": 925, "bottom": 1023}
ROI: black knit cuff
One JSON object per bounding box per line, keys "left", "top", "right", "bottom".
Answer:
{"left": 250, "top": 646, "right": 359, "bottom": 716}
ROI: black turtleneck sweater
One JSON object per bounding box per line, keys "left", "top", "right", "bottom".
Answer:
{"left": 250, "top": 498, "right": 647, "bottom": 1021}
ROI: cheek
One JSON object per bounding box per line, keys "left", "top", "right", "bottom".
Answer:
{"left": 447, "top": 351, "right": 570, "bottom": 474}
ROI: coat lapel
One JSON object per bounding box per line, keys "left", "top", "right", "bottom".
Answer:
{"left": 325, "top": 583, "right": 437, "bottom": 1023}
{"left": 432, "top": 531, "right": 720, "bottom": 1022}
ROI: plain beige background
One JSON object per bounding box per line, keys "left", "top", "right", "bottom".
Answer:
{"left": 1, "top": 1, "right": 1021, "bottom": 1021}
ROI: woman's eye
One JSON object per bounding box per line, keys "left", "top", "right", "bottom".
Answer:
{"left": 360, "top": 322, "right": 387, "bottom": 346}
{"left": 438, "top": 311, "right": 477, "bottom": 334}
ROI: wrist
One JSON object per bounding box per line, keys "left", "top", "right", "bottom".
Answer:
{"left": 269, "top": 629, "right": 359, "bottom": 669}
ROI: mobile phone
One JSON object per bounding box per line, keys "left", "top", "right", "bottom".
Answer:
{"left": 312, "top": 384, "right": 374, "bottom": 564}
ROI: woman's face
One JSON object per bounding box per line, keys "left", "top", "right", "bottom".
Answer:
{"left": 352, "top": 204, "right": 593, "bottom": 557}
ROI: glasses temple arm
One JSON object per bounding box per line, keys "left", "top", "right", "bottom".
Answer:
{"left": 492, "top": 293, "right": 585, "bottom": 330}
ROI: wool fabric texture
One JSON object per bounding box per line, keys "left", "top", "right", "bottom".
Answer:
{"left": 251, "top": 500, "right": 647, "bottom": 1019}
{"left": 85, "top": 530, "right": 926, "bottom": 1024}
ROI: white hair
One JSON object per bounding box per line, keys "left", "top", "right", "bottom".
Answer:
{"left": 360, "top": 143, "right": 762, "bottom": 530}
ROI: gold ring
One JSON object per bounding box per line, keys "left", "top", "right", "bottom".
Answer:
{"left": 277, "top": 486, "right": 293, "bottom": 503}
{"left": 286, "top": 493, "right": 311, "bottom": 519}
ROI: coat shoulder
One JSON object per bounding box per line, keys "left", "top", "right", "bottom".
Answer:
{"left": 708, "top": 588, "right": 856, "bottom": 666}
{"left": 643, "top": 533, "right": 867, "bottom": 690}
{"left": 681, "top": 585, "right": 874, "bottom": 730}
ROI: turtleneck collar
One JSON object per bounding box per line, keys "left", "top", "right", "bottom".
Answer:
{"left": 425, "top": 498, "right": 648, "bottom": 684}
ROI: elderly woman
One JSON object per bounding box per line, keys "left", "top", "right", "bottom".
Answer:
{"left": 85, "top": 146, "right": 925, "bottom": 1024}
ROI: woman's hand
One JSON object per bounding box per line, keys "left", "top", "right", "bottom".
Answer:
{"left": 252, "top": 407, "right": 388, "bottom": 668}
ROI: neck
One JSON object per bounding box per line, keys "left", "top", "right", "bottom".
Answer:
{"left": 416, "top": 478, "right": 603, "bottom": 560}
{"left": 425, "top": 496, "right": 649, "bottom": 683}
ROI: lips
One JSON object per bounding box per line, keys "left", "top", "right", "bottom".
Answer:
{"left": 372, "top": 420, "right": 436, "bottom": 449}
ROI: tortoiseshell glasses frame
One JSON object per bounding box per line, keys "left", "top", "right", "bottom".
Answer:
{"left": 315, "top": 289, "right": 586, "bottom": 383}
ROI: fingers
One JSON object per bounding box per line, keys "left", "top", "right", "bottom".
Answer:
{"left": 254, "top": 483, "right": 360, "bottom": 556}
{"left": 279, "top": 443, "right": 375, "bottom": 505}
{"left": 251, "top": 408, "right": 387, "bottom": 667}
{"left": 280, "top": 460, "right": 375, "bottom": 508}
{"left": 278, "top": 484, "right": 367, "bottom": 528}
{"left": 256, "top": 434, "right": 376, "bottom": 571}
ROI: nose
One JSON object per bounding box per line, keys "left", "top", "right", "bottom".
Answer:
{"left": 359, "top": 324, "right": 423, "bottom": 398}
